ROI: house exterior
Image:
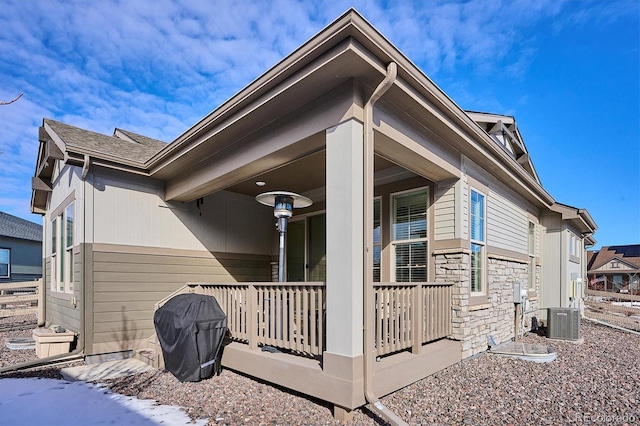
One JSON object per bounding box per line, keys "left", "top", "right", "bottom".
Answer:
{"left": 538, "top": 202, "right": 597, "bottom": 317}
{"left": 0, "top": 211, "right": 42, "bottom": 283}
{"left": 587, "top": 245, "right": 640, "bottom": 294}
{"left": 29, "top": 10, "right": 596, "bottom": 417}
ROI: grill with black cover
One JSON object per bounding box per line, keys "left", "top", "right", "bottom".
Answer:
{"left": 154, "top": 293, "right": 227, "bottom": 382}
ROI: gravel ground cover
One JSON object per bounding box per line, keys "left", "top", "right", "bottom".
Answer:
{"left": 1, "top": 315, "right": 639, "bottom": 425}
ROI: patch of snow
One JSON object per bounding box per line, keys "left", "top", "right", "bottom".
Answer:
{"left": 0, "top": 378, "right": 207, "bottom": 425}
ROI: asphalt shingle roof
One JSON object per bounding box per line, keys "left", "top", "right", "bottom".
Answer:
{"left": 0, "top": 212, "right": 42, "bottom": 241}
{"left": 44, "top": 119, "right": 167, "bottom": 164}
{"left": 587, "top": 245, "right": 640, "bottom": 271}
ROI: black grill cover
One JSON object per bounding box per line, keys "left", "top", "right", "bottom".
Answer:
{"left": 154, "top": 294, "right": 227, "bottom": 382}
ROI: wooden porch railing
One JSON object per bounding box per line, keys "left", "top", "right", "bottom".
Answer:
{"left": 156, "top": 280, "right": 452, "bottom": 358}
{"left": 373, "top": 282, "right": 452, "bottom": 356}
{"left": 167, "top": 282, "right": 326, "bottom": 357}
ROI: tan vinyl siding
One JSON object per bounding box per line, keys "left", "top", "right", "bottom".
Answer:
{"left": 90, "top": 170, "right": 273, "bottom": 255}
{"left": 434, "top": 182, "right": 456, "bottom": 241}
{"left": 487, "top": 190, "right": 527, "bottom": 255}
{"left": 44, "top": 249, "right": 81, "bottom": 332}
{"left": 90, "top": 245, "right": 270, "bottom": 347}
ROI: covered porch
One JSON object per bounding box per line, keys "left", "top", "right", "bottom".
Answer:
{"left": 143, "top": 19, "right": 468, "bottom": 412}
{"left": 150, "top": 280, "right": 458, "bottom": 411}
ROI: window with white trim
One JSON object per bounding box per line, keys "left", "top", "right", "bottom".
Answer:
{"left": 392, "top": 189, "right": 428, "bottom": 282}
{"left": 0, "top": 249, "right": 10, "bottom": 278}
{"left": 373, "top": 198, "right": 381, "bottom": 282}
{"left": 470, "top": 189, "right": 485, "bottom": 294}
{"left": 51, "top": 202, "right": 74, "bottom": 293}
{"left": 528, "top": 222, "right": 535, "bottom": 289}
{"left": 569, "top": 232, "right": 579, "bottom": 257}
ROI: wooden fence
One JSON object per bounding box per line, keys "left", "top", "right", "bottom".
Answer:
{"left": 0, "top": 279, "right": 43, "bottom": 319}
{"left": 584, "top": 289, "right": 640, "bottom": 331}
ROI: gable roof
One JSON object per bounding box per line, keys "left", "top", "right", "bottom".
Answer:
{"left": 44, "top": 119, "right": 167, "bottom": 165}
{"left": 466, "top": 111, "right": 541, "bottom": 184}
{"left": 587, "top": 245, "right": 640, "bottom": 272}
{"left": 0, "top": 212, "right": 42, "bottom": 241}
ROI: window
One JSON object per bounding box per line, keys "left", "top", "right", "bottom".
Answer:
{"left": 0, "top": 249, "right": 10, "bottom": 278}
{"left": 51, "top": 202, "right": 74, "bottom": 293}
{"left": 373, "top": 198, "right": 381, "bottom": 282}
{"left": 470, "top": 190, "right": 485, "bottom": 293}
{"left": 392, "top": 189, "right": 428, "bottom": 282}
{"left": 569, "top": 232, "right": 579, "bottom": 257}
{"left": 528, "top": 222, "right": 536, "bottom": 290}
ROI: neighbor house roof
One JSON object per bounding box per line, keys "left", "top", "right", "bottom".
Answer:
{"left": 0, "top": 212, "right": 42, "bottom": 242}
{"left": 587, "top": 245, "right": 640, "bottom": 272}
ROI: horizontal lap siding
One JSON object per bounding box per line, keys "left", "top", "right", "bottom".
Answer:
{"left": 487, "top": 191, "right": 527, "bottom": 255}
{"left": 44, "top": 250, "right": 82, "bottom": 332}
{"left": 434, "top": 183, "right": 455, "bottom": 240}
{"left": 91, "top": 248, "right": 270, "bottom": 345}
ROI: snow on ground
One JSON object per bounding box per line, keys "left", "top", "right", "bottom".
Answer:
{"left": 0, "top": 378, "right": 207, "bottom": 425}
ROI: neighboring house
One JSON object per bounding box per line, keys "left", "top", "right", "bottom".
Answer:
{"left": 587, "top": 245, "right": 640, "bottom": 294}
{"left": 29, "top": 10, "right": 596, "bottom": 418}
{"left": 539, "top": 202, "right": 597, "bottom": 316}
{"left": 0, "top": 211, "right": 42, "bottom": 283}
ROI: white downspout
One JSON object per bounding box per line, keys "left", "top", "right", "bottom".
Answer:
{"left": 363, "top": 62, "right": 407, "bottom": 426}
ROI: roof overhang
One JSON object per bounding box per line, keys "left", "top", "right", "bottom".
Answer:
{"left": 145, "top": 9, "right": 556, "bottom": 207}
{"left": 550, "top": 202, "right": 598, "bottom": 235}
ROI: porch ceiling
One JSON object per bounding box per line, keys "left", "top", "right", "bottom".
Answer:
{"left": 226, "top": 150, "right": 410, "bottom": 199}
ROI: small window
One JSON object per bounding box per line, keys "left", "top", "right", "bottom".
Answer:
{"left": 0, "top": 249, "right": 10, "bottom": 278}
{"left": 470, "top": 189, "right": 486, "bottom": 294}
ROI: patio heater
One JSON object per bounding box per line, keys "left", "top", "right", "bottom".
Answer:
{"left": 256, "top": 191, "right": 312, "bottom": 282}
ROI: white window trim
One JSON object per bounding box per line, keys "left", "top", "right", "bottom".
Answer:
{"left": 390, "top": 187, "right": 429, "bottom": 283}
{"left": 373, "top": 197, "right": 382, "bottom": 283}
{"left": 470, "top": 188, "right": 486, "bottom": 295}
{"left": 51, "top": 201, "right": 75, "bottom": 294}
{"left": 528, "top": 222, "right": 536, "bottom": 290}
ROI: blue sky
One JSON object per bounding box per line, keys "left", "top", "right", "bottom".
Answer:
{"left": 0, "top": 0, "right": 638, "bottom": 249}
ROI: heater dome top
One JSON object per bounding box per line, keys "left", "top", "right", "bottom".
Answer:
{"left": 255, "top": 191, "right": 313, "bottom": 209}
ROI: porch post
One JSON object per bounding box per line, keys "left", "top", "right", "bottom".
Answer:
{"left": 325, "top": 119, "right": 364, "bottom": 357}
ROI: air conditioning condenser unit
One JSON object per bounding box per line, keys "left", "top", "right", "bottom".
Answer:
{"left": 547, "top": 307, "right": 580, "bottom": 340}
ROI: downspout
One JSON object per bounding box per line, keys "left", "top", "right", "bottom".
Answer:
{"left": 363, "top": 62, "right": 408, "bottom": 426}
{"left": 1, "top": 156, "right": 92, "bottom": 375}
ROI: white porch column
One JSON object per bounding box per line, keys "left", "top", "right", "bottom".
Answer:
{"left": 325, "top": 119, "right": 364, "bottom": 357}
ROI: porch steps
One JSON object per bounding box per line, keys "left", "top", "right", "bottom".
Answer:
{"left": 133, "top": 333, "right": 164, "bottom": 370}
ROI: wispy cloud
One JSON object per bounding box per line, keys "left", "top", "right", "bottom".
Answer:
{"left": 0, "top": 0, "right": 636, "bottom": 232}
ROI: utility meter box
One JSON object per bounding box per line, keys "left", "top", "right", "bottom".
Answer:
{"left": 513, "top": 282, "right": 525, "bottom": 304}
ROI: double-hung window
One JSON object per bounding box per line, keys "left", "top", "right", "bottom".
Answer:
{"left": 392, "top": 189, "right": 428, "bottom": 282}
{"left": 0, "top": 249, "right": 10, "bottom": 278}
{"left": 51, "top": 202, "right": 74, "bottom": 293}
{"left": 470, "top": 189, "right": 485, "bottom": 294}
